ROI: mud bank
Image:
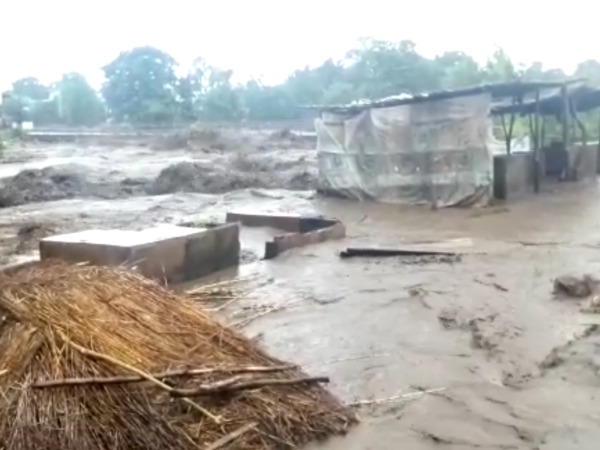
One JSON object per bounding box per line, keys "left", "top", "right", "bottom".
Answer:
{"left": 0, "top": 133, "right": 317, "bottom": 207}
{"left": 150, "top": 154, "right": 316, "bottom": 195}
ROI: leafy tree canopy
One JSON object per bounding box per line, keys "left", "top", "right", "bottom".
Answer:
{"left": 57, "top": 73, "right": 105, "bottom": 126}
{"left": 5, "top": 41, "right": 600, "bottom": 128}
{"left": 11, "top": 77, "right": 50, "bottom": 101}
{"left": 102, "top": 46, "right": 179, "bottom": 123}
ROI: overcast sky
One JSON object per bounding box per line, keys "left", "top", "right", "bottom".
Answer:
{"left": 1, "top": 0, "right": 596, "bottom": 91}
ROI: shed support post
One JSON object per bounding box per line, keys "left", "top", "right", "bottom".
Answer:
{"left": 561, "top": 84, "right": 570, "bottom": 177}
{"left": 533, "top": 89, "right": 541, "bottom": 193}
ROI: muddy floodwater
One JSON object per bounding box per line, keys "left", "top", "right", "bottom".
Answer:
{"left": 2, "top": 137, "right": 600, "bottom": 449}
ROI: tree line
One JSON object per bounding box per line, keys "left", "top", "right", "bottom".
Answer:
{"left": 3, "top": 40, "right": 600, "bottom": 127}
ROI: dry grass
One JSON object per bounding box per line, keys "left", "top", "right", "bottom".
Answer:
{"left": 0, "top": 262, "right": 356, "bottom": 450}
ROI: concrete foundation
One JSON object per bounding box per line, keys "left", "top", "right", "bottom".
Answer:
{"left": 493, "top": 153, "right": 533, "bottom": 200}
{"left": 493, "top": 145, "right": 597, "bottom": 201}
{"left": 225, "top": 212, "right": 345, "bottom": 259}
{"left": 39, "top": 223, "right": 240, "bottom": 283}
{"left": 570, "top": 144, "right": 598, "bottom": 181}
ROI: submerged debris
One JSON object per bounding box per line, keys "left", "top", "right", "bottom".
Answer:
{"left": 339, "top": 247, "right": 461, "bottom": 264}
{"left": 553, "top": 274, "right": 599, "bottom": 298}
{"left": 14, "top": 222, "right": 57, "bottom": 253}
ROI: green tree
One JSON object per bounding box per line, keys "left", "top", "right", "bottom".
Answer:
{"left": 284, "top": 59, "right": 347, "bottom": 106}
{"left": 521, "top": 62, "right": 566, "bottom": 82}
{"left": 56, "top": 73, "right": 105, "bottom": 126}
{"left": 199, "top": 68, "right": 242, "bottom": 121}
{"left": 11, "top": 77, "right": 50, "bottom": 101}
{"left": 574, "top": 60, "right": 600, "bottom": 86}
{"left": 102, "top": 46, "right": 178, "bottom": 123}
{"left": 240, "top": 80, "right": 296, "bottom": 120}
{"left": 1, "top": 92, "right": 28, "bottom": 123}
{"left": 176, "top": 57, "right": 208, "bottom": 121}
{"left": 483, "top": 48, "right": 521, "bottom": 82}
{"left": 30, "top": 98, "right": 60, "bottom": 125}
{"left": 345, "top": 39, "right": 440, "bottom": 97}
{"left": 2, "top": 78, "right": 51, "bottom": 124}
{"left": 572, "top": 60, "right": 600, "bottom": 139}
{"left": 434, "top": 51, "right": 484, "bottom": 88}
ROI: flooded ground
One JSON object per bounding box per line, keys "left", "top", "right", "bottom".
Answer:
{"left": 2, "top": 134, "right": 600, "bottom": 449}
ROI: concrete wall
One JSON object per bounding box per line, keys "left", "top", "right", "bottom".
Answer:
{"left": 226, "top": 212, "right": 345, "bottom": 259}
{"left": 570, "top": 144, "right": 598, "bottom": 181}
{"left": 493, "top": 145, "right": 597, "bottom": 201}
{"left": 265, "top": 222, "right": 346, "bottom": 259}
{"left": 226, "top": 212, "right": 304, "bottom": 233}
{"left": 493, "top": 153, "right": 533, "bottom": 200}
{"left": 39, "top": 223, "right": 240, "bottom": 284}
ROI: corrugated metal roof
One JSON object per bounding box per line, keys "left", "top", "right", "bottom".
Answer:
{"left": 303, "top": 79, "right": 583, "bottom": 114}
{"left": 491, "top": 85, "right": 600, "bottom": 116}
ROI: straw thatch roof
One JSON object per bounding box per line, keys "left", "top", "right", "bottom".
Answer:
{"left": 0, "top": 262, "right": 356, "bottom": 450}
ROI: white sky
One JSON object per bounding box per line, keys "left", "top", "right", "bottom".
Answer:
{"left": 1, "top": 0, "right": 596, "bottom": 91}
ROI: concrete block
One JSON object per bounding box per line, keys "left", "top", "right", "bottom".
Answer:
{"left": 570, "top": 145, "right": 598, "bottom": 181}
{"left": 40, "top": 223, "right": 240, "bottom": 283}
{"left": 493, "top": 154, "right": 533, "bottom": 200}
{"left": 183, "top": 222, "right": 240, "bottom": 280}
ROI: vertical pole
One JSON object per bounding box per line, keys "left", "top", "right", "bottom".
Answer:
{"left": 507, "top": 97, "right": 517, "bottom": 155}
{"left": 561, "top": 83, "right": 570, "bottom": 177}
{"left": 534, "top": 89, "right": 541, "bottom": 193}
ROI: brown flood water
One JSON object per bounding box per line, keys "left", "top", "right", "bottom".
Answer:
{"left": 225, "top": 183, "right": 600, "bottom": 450}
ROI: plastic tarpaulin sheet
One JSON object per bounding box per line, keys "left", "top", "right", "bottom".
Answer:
{"left": 316, "top": 93, "right": 494, "bottom": 207}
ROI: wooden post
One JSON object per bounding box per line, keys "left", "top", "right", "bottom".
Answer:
{"left": 500, "top": 97, "right": 517, "bottom": 155}
{"left": 500, "top": 115, "right": 510, "bottom": 154}
{"left": 507, "top": 110, "right": 516, "bottom": 155}
{"left": 533, "top": 89, "right": 541, "bottom": 193}
{"left": 561, "top": 84, "right": 570, "bottom": 177}
{"left": 540, "top": 117, "right": 546, "bottom": 149}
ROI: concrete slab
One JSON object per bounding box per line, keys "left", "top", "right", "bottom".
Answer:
{"left": 41, "top": 225, "right": 207, "bottom": 247}
{"left": 40, "top": 223, "right": 240, "bottom": 283}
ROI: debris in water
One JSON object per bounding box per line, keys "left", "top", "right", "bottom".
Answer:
{"left": 339, "top": 247, "right": 461, "bottom": 264}
{"left": 14, "top": 222, "right": 58, "bottom": 253}
{"left": 581, "top": 294, "right": 600, "bottom": 313}
{"left": 339, "top": 247, "right": 459, "bottom": 258}
{"left": 474, "top": 278, "right": 509, "bottom": 292}
{"left": 553, "top": 274, "right": 599, "bottom": 298}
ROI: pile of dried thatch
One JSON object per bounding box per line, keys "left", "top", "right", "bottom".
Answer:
{"left": 0, "top": 262, "right": 356, "bottom": 450}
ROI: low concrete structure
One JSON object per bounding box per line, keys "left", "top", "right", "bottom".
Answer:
{"left": 493, "top": 143, "right": 597, "bottom": 201}
{"left": 226, "top": 212, "right": 345, "bottom": 259}
{"left": 493, "top": 153, "right": 533, "bottom": 200}
{"left": 39, "top": 223, "right": 240, "bottom": 283}
{"left": 570, "top": 144, "right": 598, "bottom": 181}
